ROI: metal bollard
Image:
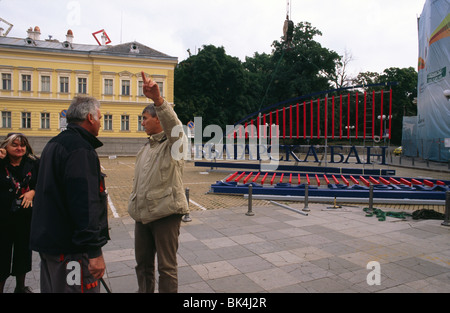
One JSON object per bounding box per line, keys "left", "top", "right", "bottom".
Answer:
{"left": 442, "top": 191, "right": 450, "bottom": 227}
{"left": 303, "top": 184, "right": 310, "bottom": 212}
{"left": 246, "top": 184, "right": 254, "bottom": 216}
{"left": 369, "top": 184, "right": 374, "bottom": 210}
{"left": 182, "top": 188, "right": 192, "bottom": 222}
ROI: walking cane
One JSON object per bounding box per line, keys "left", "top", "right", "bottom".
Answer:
{"left": 100, "top": 277, "right": 112, "bottom": 293}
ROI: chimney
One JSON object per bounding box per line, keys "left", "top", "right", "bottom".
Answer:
{"left": 66, "top": 29, "right": 74, "bottom": 43}
{"left": 27, "top": 27, "right": 33, "bottom": 39}
{"left": 27, "top": 26, "right": 41, "bottom": 40}
{"left": 33, "top": 26, "right": 41, "bottom": 40}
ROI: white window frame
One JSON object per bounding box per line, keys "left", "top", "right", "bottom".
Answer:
{"left": 56, "top": 69, "right": 72, "bottom": 94}
{"left": 138, "top": 80, "right": 144, "bottom": 97}
{"left": 75, "top": 71, "right": 90, "bottom": 95}
{"left": 59, "top": 76, "right": 70, "bottom": 93}
{"left": 137, "top": 115, "right": 144, "bottom": 131}
{"left": 1, "top": 111, "right": 12, "bottom": 128}
{"left": 77, "top": 77, "right": 87, "bottom": 94}
{"left": 41, "top": 112, "right": 50, "bottom": 129}
{"left": 21, "top": 74, "right": 32, "bottom": 92}
{"left": 118, "top": 71, "right": 133, "bottom": 99}
{"left": 21, "top": 112, "right": 31, "bottom": 129}
{"left": 40, "top": 74, "right": 51, "bottom": 93}
{"left": 121, "top": 79, "right": 130, "bottom": 96}
{"left": 104, "top": 114, "right": 113, "bottom": 131}
{"left": 121, "top": 114, "right": 129, "bottom": 131}
{"left": 104, "top": 78, "right": 114, "bottom": 95}
{"left": 1, "top": 73, "right": 12, "bottom": 91}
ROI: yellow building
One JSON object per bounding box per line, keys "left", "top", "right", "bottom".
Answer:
{"left": 0, "top": 27, "right": 178, "bottom": 155}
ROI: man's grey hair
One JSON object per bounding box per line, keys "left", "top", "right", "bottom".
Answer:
{"left": 142, "top": 104, "right": 157, "bottom": 117}
{"left": 67, "top": 96, "right": 100, "bottom": 123}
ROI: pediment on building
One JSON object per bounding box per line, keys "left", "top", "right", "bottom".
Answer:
{"left": 118, "top": 70, "right": 134, "bottom": 77}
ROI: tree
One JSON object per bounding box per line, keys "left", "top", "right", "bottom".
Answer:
{"left": 271, "top": 21, "right": 340, "bottom": 103}
{"left": 378, "top": 67, "right": 417, "bottom": 117}
{"left": 174, "top": 45, "right": 251, "bottom": 129}
{"left": 352, "top": 71, "right": 380, "bottom": 87}
{"left": 377, "top": 67, "right": 418, "bottom": 144}
{"left": 331, "top": 49, "right": 354, "bottom": 89}
{"left": 243, "top": 52, "right": 277, "bottom": 113}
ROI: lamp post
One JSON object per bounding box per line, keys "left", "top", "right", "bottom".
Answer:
{"left": 378, "top": 115, "right": 392, "bottom": 145}
{"left": 345, "top": 125, "right": 355, "bottom": 145}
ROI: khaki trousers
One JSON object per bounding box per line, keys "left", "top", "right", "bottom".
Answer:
{"left": 134, "top": 214, "right": 182, "bottom": 293}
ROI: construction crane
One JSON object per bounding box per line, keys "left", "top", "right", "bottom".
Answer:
{"left": 283, "top": 0, "right": 294, "bottom": 47}
{"left": 0, "top": 17, "right": 13, "bottom": 36}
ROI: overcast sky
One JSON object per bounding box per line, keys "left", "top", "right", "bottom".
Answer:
{"left": 0, "top": 0, "right": 426, "bottom": 76}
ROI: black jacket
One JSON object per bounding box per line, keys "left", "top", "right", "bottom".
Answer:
{"left": 30, "top": 124, "right": 109, "bottom": 258}
{"left": 0, "top": 156, "right": 39, "bottom": 220}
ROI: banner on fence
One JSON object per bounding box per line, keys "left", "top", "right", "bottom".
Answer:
{"left": 417, "top": 0, "right": 450, "bottom": 161}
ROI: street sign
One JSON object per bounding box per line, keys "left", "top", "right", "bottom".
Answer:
{"left": 187, "top": 121, "right": 194, "bottom": 138}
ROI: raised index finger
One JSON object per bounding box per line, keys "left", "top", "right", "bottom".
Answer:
{"left": 141, "top": 71, "right": 149, "bottom": 83}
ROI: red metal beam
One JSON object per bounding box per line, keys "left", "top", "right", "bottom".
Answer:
{"left": 261, "top": 172, "right": 269, "bottom": 185}
{"left": 340, "top": 175, "right": 349, "bottom": 186}
{"left": 226, "top": 172, "right": 238, "bottom": 182}
{"left": 244, "top": 172, "right": 253, "bottom": 184}
{"left": 359, "top": 176, "right": 370, "bottom": 186}
{"left": 235, "top": 172, "right": 246, "bottom": 182}
{"left": 350, "top": 175, "right": 359, "bottom": 184}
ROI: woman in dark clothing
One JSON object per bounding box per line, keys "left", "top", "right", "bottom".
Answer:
{"left": 0, "top": 133, "right": 39, "bottom": 293}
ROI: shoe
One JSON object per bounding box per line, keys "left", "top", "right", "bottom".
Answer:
{"left": 14, "top": 286, "right": 33, "bottom": 293}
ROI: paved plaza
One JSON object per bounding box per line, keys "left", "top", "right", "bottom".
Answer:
{"left": 4, "top": 156, "right": 450, "bottom": 294}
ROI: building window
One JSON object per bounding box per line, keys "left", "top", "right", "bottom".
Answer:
{"left": 2, "top": 74, "right": 12, "bottom": 90}
{"left": 104, "top": 114, "right": 113, "bottom": 130}
{"left": 137, "top": 115, "right": 144, "bottom": 131}
{"left": 41, "top": 112, "right": 50, "bottom": 129}
{"left": 104, "top": 79, "right": 113, "bottom": 95}
{"left": 41, "top": 75, "right": 51, "bottom": 92}
{"left": 60, "top": 77, "right": 69, "bottom": 93}
{"left": 21, "top": 112, "right": 31, "bottom": 128}
{"left": 22, "top": 74, "right": 31, "bottom": 91}
{"left": 157, "top": 82, "right": 164, "bottom": 97}
{"left": 121, "top": 115, "right": 129, "bottom": 131}
{"left": 2, "top": 111, "right": 11, "bottom": 128}
{"left": 78, "top": 77, "right": 87, "bottom": 94}
{"left": 138, "top": 81, "right": 144, "bottom": 96}
{"left": 121, "top": 80, "right": 130, "bottom": 96}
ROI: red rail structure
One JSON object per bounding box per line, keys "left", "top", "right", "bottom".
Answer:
{"left": 230, "top": 83, "right": 396, "bottom": 143}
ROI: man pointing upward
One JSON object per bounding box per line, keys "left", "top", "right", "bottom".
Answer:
{"left": 128, "top": 71, "right": 189, "bottom": 293}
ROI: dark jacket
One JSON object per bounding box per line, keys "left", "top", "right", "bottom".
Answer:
{"left": 0, "top": 156, "right": 39, "bottom": 220}
{"left": 30, "top": 124, "right": 109, "bottom": 258}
